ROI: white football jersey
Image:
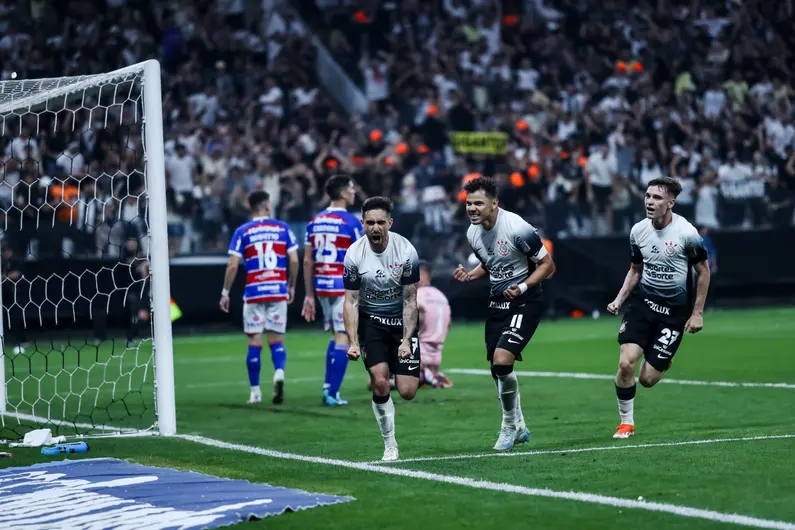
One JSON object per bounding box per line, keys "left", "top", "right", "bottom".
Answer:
{"left": 343, "top": 231, "right": 420, "bottom": 318}
{"left": 467, "top": 208, "right": 548, "bottom": 300}
{"left": 629, "top": 214, "right": 707, "bottom": 306}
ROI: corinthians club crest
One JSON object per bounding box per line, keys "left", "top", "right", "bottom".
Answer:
{"left": 664, "top": 241, "right": 678, "bottom": 258}
{"left": 496, "top": 240, "right": 510, "bottom": 257}
{"left": 389, "top": 261, "right": 404, "bottom": 280}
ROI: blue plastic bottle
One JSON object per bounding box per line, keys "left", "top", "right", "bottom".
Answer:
{"left": 41, "top": 442, "right": 90, "bottom": 455}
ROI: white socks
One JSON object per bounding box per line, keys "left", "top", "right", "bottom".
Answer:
{"left": 494, "top": 374, "right": 525, "bottom": 428}
{"left": 617, "top": 397, "right": 634, "bottom": 425}
{"left": 372, "top": 396, "right": 396, "bottom": 445}
{"left": 498, "top": 371, "right": 519, "bottom": 427}
{"left": 615, "top": 383, "right": 636, "bottom": 425}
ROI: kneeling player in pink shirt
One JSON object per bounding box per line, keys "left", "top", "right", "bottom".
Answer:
{"left": 418, "top": 261, "right": 452, "bottom": 388}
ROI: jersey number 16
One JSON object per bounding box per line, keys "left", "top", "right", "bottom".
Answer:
{"left": 255, "top": 242, "right": 278, "bottom": 270}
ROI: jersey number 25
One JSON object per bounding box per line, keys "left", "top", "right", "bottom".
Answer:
{"left": 313, "top": 234, "right": 337, "bottom": 263}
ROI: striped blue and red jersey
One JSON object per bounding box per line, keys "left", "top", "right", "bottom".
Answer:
{"left": 305, "top": 207, "right": 362, "bottom": 297}
{"left": 228, "top": 217, "right": 298, "bottom": 304}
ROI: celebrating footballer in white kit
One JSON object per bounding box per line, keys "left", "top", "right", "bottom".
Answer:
{"left": 607, "top": 177, "right": 711, "bottom": 439}
{"left": 343, "top": 196, "right": 421, "bottom": 462}
{"left": 453, "top": 177, "right": 555, "bottom": 452}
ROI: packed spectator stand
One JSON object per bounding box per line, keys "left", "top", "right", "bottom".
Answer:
{"left": 0, "top": 0, "right": 793, "bottom": 273}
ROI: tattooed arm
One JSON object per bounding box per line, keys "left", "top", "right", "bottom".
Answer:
{"left": 399, "top": 283, "right": 418, "bottom": 358}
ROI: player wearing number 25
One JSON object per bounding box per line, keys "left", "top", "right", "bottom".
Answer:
{"left": 302, "top": 176, "right": 363, "bottom": 407}
{"left": 220, "top": 191, "right": 299, "bottom": 407}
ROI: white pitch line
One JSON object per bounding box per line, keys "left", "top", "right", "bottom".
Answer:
{"left": 368, "top": 433, "right": 795, "bottom": 465}
{"left": 447, "top": 369, "right": 795, "bottom": 389}
{"left": 177, "top": 434, "right": 795, "bottom": 530}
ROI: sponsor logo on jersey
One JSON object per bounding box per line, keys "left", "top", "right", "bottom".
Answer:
{"left": 651, "top": 245, "right": 660, "bottom": 254}
{"left": 489, "top": 264, "right": 516, "bottom": 280}
{"left": 245, "top": 224, "right": 284, "bottom": 235}
{"left": 317, "top": 264, "right": 339, "bottom": 274}
{"left": 364, "top": 286, "right": 401, "bottom": 301}
{"left": 489, "top": 300, "right": 510, "bottom": 310}
{"left": 389, "top": 261, "right": 404, "bottom": 280}
{"left": 369, "top": 315, "right": 402, "bottom": 326}
{"left": 644, "top": 262, "right": 676, "bottom": 280}
{"left": 375, "top": 270, "right": 386, "bottom": 280}
{"left": 253, "top": 270, "right": 282, "bottom": 282}
{"left": 664, "top": 241, "right": 679, "bottom": 258}
{"left": 398, "top": 357, "right": 420, "bottom": 364}
{"left": 496, "top": 240, "right": 510, "bottom": 257}
{"left": 644, "top": 298, "right": 671, "bottom": 315}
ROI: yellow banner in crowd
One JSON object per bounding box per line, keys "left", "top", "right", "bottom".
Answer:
{"left": 451, "top": 132, "right": 508, "bottom": 155}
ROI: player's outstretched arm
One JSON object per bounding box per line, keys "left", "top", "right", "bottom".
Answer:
{"left": 343, "top": 289, "right": 361, "bottom": 360}
{"left": 685, "top": 260, "right": 710, "bottom": 333}
{"left": 607, "top": 263, "right": 643, "bottom": 315}
{"left": 399, "top": 283, "right": 419, "bottom": 358}
{"left": 301, "top": 246, "right": 315, "bottom": 320}
{"left": 219, "top": 255, "right": 241, "bottom": 313}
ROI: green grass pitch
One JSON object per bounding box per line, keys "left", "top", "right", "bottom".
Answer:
{"left": 3, "top": 307, "right": 795, "bottom": 529}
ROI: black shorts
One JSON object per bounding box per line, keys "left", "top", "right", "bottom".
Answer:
{"left": 359, "top": 314, "right": 421, "bottom": 378}
{"left": 485, "top": 299, "right": 544, "bottom": 362}
{"left": 617, "top": 296, "right": 689, "bottom": 372}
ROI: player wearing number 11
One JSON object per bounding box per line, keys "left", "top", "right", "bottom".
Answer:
{"left": 220, "top": 191, "right": 299, "bottom": 406}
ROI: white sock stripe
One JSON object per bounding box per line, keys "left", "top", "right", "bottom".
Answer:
{"left": 177, "top": 434, "right": 795, "bottom": 530}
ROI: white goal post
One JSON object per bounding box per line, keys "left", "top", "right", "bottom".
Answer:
{"left": 0, "top": 60, "right": 176, "bottom": 439}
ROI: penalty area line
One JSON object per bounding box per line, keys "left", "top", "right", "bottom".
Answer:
{"left": 368, "top": 433, "right": 795, "bottom": 465}
{"left": 177, "top": 434, "right": 795, "bottom": 530}
{"left": 447, "top": 368, "right": 795, "bottom": 389}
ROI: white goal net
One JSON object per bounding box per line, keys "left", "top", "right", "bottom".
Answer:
{"left": 0, "top": 60, "right": 176, "bottom": 440}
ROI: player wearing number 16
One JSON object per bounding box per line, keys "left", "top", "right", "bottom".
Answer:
{"left": 220, "top": 191, "right": 299, "bottom": 406}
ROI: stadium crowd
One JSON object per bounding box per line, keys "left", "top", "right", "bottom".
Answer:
{"left": 0, "top": 0, "right": 793, "bottom": 267}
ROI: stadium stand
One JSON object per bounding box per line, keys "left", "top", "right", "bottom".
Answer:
{"left": 1, "top": 0, "right": 793, "bottom": 267}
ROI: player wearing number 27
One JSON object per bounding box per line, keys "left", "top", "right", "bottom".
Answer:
{"left": 607, "top": 177, "right": 710, "bottom": 439}
{"left": 220, "top": 191, "right": 299, "bottom": 406}
{"left": 302, "top": 176, "right": 363, "bottom": 406}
